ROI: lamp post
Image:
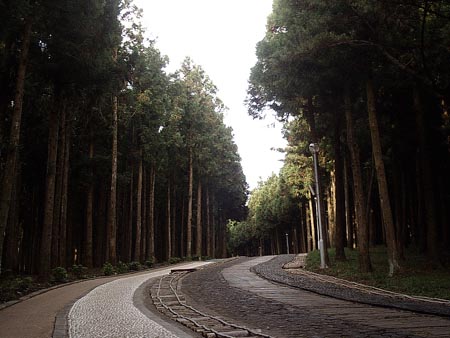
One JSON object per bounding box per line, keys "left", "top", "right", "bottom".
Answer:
{"left": 309, "top": 143, "right": 326, "bottom": 269}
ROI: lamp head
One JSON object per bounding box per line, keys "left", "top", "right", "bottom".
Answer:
{"left": 309, "top": 143, "right": 319, "bottom": 153}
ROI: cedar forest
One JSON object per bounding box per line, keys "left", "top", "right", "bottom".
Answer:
{"left": 1, "top": 0, "right": 450, "bottom": 279}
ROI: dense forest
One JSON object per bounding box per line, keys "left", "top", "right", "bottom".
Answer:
{"left": 0, "top": 0, "right": 247, "bottom": 277}
{"left": 229, "top": 0, "right": 450, "bottom": 275}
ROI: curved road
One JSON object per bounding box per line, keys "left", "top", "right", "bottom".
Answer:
{"left": 2, "top": 256, "right": 449, "bottom": 338}
{"left": 181, "top": 256, "right": 450, "bottom": 338}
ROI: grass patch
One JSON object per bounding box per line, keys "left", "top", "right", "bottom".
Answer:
{"left": 306, "top": 246, "right": 450, "bottom": 300}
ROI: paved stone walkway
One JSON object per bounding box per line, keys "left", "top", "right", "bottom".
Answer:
{"left": 68, "top": 262, "right": 211, "bottom": 338}
{"left": 182, "top": 256, "right": 450, "bottom": 338}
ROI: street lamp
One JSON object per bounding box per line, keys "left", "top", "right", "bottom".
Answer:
{"left": 309, "top": 143, "right": 327, "bottom": 269}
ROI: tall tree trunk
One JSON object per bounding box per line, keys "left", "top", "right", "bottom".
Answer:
{"left": 413, "top": 87, "right": 439, "bottom": 263}
{"left": 366, "top": 79, "right": 400, "bottom": 275}
{"left": 196, "top": 180, "right": 202, "bottom": 259}
{"left": 4, "top": 167, "right": 20, "bottom": 273}
{"left": 134, "top": 150, "right": 143, "bottom": 261}
{"left": 52, "top": 106, "right": 66, "bottom": 268}
{"left": 344, "top": 154, "right": 354, "bottom": 249}
{"left": 147, "top": 165, "right": 156, "bottom": 261}
{"left": 166, "top": 179, "right": 172, "bottom": 261}
{"left": 171, "top": 185, "right": 177, "bottom": 258}
{"left": 59, "top": 117, "right": 70, "bottom": 267}
{"left": 206, "top": 187, "right": 211, "bottom": 257}
{"left": 334, "top": 115, "right": 346, "bottom": 260}
{"left": 40, "top": 101, "right": 60, "bottom": 275}
{"left": 126, "top": 166, "right": 134, "bottom": 262}
{"left": 186, "top": 146, "right": 193, "bottom": 257}
{"left": 0, "top": 19, "right": 32, "bottom": 274}
{"left": 308, "top": 196, "right": 316, "bottom": 250}
{"left": 84, "top": 131, "right": 94, "bottom": 268}
{"left": 106, "top": 94, "right": 118, "bottom": 264}
{"left": 344, "top": 89, "right": 372, "bottom": 273}
{"left": 301, "top": 199, "right": 313, "bottom": 252}
{"left": 141, "top": 168, "right": 147, "bottom": 262}
{"left": 211, "top": 194, "right": 216, "bottom": 258}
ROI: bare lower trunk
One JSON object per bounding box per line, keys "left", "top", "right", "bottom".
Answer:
{"left": 0, "top": 19, "right": 32, "bottom": 274}
{"left": 186, "top": 147, "right": 193, "bottom": 257}
{"left": 366, "top": 79, "right": 400, "bottom": 275}
{"left": 147, "top": 165, "right": 156, "bottom": 261}
{"left": 52, "top": 107, "right": 66, "bottom": 267}
{"left": 40, "top": 103, "right": 60, "bottom": 275}
{"left": 206, "top": 187, "right": 211, "bottom": 257}
{"left": 134, "top": 150, "right": 143, "bottom": 261}
{"left": 166, "top": 179, "right": 172, "bottom": 261}
{"left": 106, "top": 95, "right": 118, "bottom": 264}
{"left": 84, "top": 135, "right": 94, "bottom": 268}
{"left": 334, "top": 115, "right": 346, "bottom": 260}
{"left": 344, "top": 88, "right": 372, "bottom": 273}
{"left": 196, "top": 180, "right": 202, "bottom": 258}
{"left": 59, "top": 117, "right": 70, "bottom": 267}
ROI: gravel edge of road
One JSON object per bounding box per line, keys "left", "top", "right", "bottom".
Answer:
{"left": 251, "top": 255, "right": 450, "bottom": 318}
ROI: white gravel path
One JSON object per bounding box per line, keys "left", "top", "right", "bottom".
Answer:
{"left": 68, "top": 262, "right": 211, "bottom": 338}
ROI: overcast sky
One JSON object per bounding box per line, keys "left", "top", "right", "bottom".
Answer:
{"left": 133, "top": 0, "right": 286, "bottom": 190}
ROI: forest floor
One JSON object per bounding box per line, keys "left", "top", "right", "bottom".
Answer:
{"left": 305, "top": 246, "right": 450, "bottom": 301}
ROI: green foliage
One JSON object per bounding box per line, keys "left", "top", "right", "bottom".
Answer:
{"left": 306, "top": 247, "right": 450, "bottom": 300}
{"left": 0, "top": 276, "right": 35, "bottom": 302}
{"left": 128, "top": 261, "right": 142, "bottom": 271}
{"left": 51, "top": 267, "right": 68, "bottom": 283}
{"left": 169, "top": 257, "right": 182, "bottom": 264}
{"left": 71, "top": 265, "right": 88, "bottom": 279}
{"left": 144, "top": 258, "right": 154, "bottom": 268}
{"left": 102, "top": 262, "right": 115, "bottom": 276}
{"left": 116, "top": 261, "right": 129, "bottom": 274}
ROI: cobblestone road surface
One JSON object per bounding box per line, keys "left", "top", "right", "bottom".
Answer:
{"left": 181, "top": 256, "right": 450, "bottom": 338}
{"left": 68, "top": 262, "right": 211, "bottom": 338}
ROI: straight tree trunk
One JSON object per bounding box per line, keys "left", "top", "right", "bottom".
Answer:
{"left": 0, "top": 19, "right": 32, "bottom": 274}
{"left": 166, "top": 179, "right": 172, "bottom": 261}
{"left": 366, "top": 79, "right": 400, "bottom": 275}
{"left": 413, "top": 87, "right": 439, "bottom": 263}
{"left": 4, "top": 168, "right": 20, "bottom": 273}
{"left": 141, "top": 168, "right": 147, "bottom": 262}
{"left": 40, "top": 102, "right": 60, "bottom": 275}
{"left": 59, "top": 117, "right": 70, "bottom": 267}
{"left": 134, "top": 150, "right": 143, "bottom": 261}
{"left": 84, "top": 132, "right": 94, "bottom": 268}
{"left": 147, "top": 165, "right": 156, "bottom": 261}
{"left": 52, "top": 106, "right": 65, "bottom": 268}
{"left": 171, "top": 185, "right": 177, "bottom": 258}
{"left": 344, "top": 155, "right": 354, "bottom": 249}
{"left": 106, "top": 94, "right": 118, "bottom": 264}
{"left": 308, "top": 195, "right": 316, "bottom": 250}
{"left": 126, "top": 166, "right": 134, "bottom": 262}
{"left": 334, "top": 116, "right": 346, "bottom": 260}
{"left": 196, "top": 180, "right": 202, "bottom": 259}
{"left": 344, "top": 89, "right": 372, "bottom": 272}
{"left": 206, "top": 187, "right": 211, "bottom": 257}
{"left": 186, "top": 147, "right": 194, "bottom": 257}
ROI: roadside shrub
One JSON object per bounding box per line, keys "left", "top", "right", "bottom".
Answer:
{"left": 52, "top": 267, "right": 68, "bottom": 282}
{"left": 169, "top": 257, "right": 181, "bottom": 264}
{"left": 129, "top": 261, "right": 142, "bottom": 271}
{"left": 144, "top": 259, "right": 154, "bottom": 268}
{"left": 102, "top": 262, "right": 115, "bottom": 276}
{"left": 116, "top": 261, "right": 129, "bottom": 274}
{"left": 71, "top": 264, "right": 88, "bottom": 279}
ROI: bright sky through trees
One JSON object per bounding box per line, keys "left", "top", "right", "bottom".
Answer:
{"left": 133, "top": 0, "right": 286, "bottom": 190}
